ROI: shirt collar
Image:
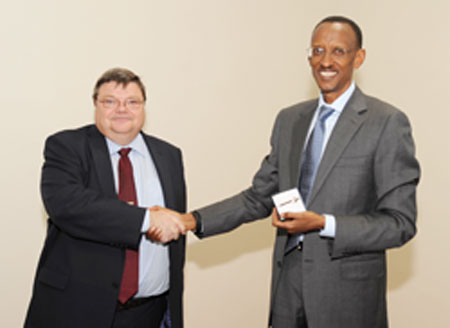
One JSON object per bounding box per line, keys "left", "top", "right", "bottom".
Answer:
{"left": 105, "top": 133, "right": 147, "bottom": 157}
{"left": 318, "top": 81, "right": 356, "bottom": 114}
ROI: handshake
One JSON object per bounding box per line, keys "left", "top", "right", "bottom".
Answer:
{"left": 146, "top": 206, "right": 197, "bottom": 243}
{"left": 145, "top": 205, "right": 327, "bottom": 244}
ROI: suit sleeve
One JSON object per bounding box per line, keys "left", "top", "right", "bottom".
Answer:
{"left": 41, "top": 133, "right": 145, "bottom": 249}
{"left": 331, "top": 110, "right": 420, "bottom": 258}
{"left": 197, "top": 112, "right": 283, "bottom": 237}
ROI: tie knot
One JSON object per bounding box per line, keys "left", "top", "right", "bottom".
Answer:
{"left": 119, "top": 148, "right": 132, "bottom": 157}
{"left": 319, "top": 105, "right": 334, "bottom": 123}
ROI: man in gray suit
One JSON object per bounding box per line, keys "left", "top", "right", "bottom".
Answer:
{"left": 156, "top": 16, "right": 420, "bottom": 327}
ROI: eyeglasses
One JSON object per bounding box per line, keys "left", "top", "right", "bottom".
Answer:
{"left": 307, "top": 46, "right": 355, "bottom": 61}
{"left": 98, "top": 97, "right": 144, "bottom": 110}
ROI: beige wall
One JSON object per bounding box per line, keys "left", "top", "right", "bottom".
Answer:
{"left": 1, "top": 0, "right": 448, "bottom": 327}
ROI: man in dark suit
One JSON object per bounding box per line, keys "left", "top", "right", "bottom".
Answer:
{"left": 157, "top": 16, "right": 420, "bottom": 327}
{"left": 25, "top": 68, "right": 187, "bottom": 328}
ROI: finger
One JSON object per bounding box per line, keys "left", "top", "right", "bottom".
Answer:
{"left": 282, "top": 211, "right": 300, "bottom": 221}
{"left": 146, "top": 226, "right": 157, "bottom": 237}
{"left": 272, "top": 217, "right": 288, "bottom": 229}
{"left": 274, "top": 216, "right": 294, "bottom": 231}
{"left": 164, "top": 230, "right": 179, "bottom": 243}
{"left": 159, "top": 223, "right": 177, "bottom": 242}
{"left": 147, "top": 227, "right": 162, "bottom": 241}
{"left": 282, "top": 211, "right": 293, "bottom": 220}
{"left": 272, "top": 208, "right": 281, "bottom": 226}
{"left": 286, "top": 223, "right": 296, "bottom": 234}
{"left": 170, "top": 224, "right": 181, "bottom": 239}
{"left": 162, "top": 214, "right": 185, "bottom": 234}
{"left": 172, "top": 230, "right": 180, "bottom": 240}
{"left": 160, "top": 230, "right": 173, "bottom": 244}
{"left": 285, "top": 226, "right": 296, "bottom": 234}
{"left": 173, "top": 218, "right": 186, "bottom": 234}
{"left": 154, "top": 232, "right": 164, "bottom": 242}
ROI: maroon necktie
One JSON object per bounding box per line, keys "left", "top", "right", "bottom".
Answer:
{"left": 117, "top": 148, "right": 139, "bottom": 303}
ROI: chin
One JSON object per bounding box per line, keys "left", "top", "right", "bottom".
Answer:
{"left": 111, "top": 121, "right": 133, "bottom": 130}
{"left": 114, "top": 127, "right": 136, "bottom": 134}
{"left": 314, "top": 79, "right": 334, "bottom": 91}
{"left": 318, "top": 86, "right": 337, "bottom": 95}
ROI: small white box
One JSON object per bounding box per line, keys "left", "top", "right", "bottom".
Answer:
{"left": 272, "top": 188, "right": 305, "bottom": 219}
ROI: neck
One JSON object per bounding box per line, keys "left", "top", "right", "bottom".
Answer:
{"left": 108, "top": 133, "right": 138, "bottom": 146}
{"left": 322, "top": 82, "right": 354, "bottom": 104}
{"left": 322, "top": 89, "right": 346, "bottom": 104}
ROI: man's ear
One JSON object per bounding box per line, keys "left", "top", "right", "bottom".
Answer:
{"left": 353, "top": 48, "right": 366, "bottom": 69}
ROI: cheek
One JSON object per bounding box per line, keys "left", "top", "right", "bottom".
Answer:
{"left": 100, "top": 115, "right": 112, "bottom": 126}
{"left": 137, "top": 111, "right": 145, "bottom": 124}
{"left": 310, "top": 61, "right": 319, "bottom": 71}
{"left": 95, "top": 109, "right": 105, "bottom": 124}
{"left": 103, "top": 109, "right": 117, "bottom": 120}
{"left": 97, "top": 111, "right": 116, "bottom": 129}
{"left": 341, "top": 66, "right": 354, "bottom": 79}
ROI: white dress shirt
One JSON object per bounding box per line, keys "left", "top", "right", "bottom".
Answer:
{"left": 305, "top": 82, "right": 356, "bottom": 239}
{"left": 106, "top": 133, "right": 170, "bottom": 298}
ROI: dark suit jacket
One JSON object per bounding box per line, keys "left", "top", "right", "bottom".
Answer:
{"left": 25, "top": 125, "right": 186, "bottom": 328}
{"left": 197, "top": 87, "right": 420, "bottom": 328}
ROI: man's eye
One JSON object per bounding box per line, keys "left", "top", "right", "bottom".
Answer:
{"left": 313, "top": 47, "right": 324, "bottom": 56}
{"left": 333, "top": 48, "right": 345, "bottom": 56}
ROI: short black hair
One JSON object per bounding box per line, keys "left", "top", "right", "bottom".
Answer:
{"left": 92, "top": 67, "right": 146, "bottom": 101}
{"left": 315, "top": 16, "right": 363, "bottom": 49}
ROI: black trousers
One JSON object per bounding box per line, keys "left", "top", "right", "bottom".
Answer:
{"left": 112, "top": 295, "right": 167, "bottom": 328}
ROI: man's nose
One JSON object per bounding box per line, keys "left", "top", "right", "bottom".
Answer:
{"left": 116, "top": 102, "right": 127, "bottom": 112}
{"left": 320, "top": 51, "right": 333, "bottom": 66}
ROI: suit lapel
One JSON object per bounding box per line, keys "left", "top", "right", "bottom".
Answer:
{"left": 88, "top": 125, "right": 116, "bottom": 197}
{"left": 276, "top": 101, "right": 317, "bottom": 262}
{"left": 141, "top": 133, "right": 182, "bottom": 262}
{"left": 289, "top": 103, "right": 317, "bottom": 186}
{"left": 141, "top": 134, "right": 175, "bottom": 209}
{"left": 308, "top": 87, "right": 368, "bottom": 205}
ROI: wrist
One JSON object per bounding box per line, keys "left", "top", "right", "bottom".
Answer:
{"left": 317, "top": 214, "right": 326, "bottom": 230}
{"left": 182, "top": 213, "right": 197, "bottom": 231}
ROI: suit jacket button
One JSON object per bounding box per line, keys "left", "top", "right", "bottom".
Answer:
{"left": 112, "top": 282, "right": 119, "bottom": 289}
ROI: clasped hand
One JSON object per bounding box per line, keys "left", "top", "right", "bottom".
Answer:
{"left": 146, "top": 206, "right": 194, "bottom": 243}
{"left": 271, "top": 208, "right": 325, "bottom": 234}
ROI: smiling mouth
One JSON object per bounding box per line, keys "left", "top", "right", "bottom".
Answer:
{"left": 319, "top": 70, "right": 337, "bottom": 78}
{"left": 113, "top": 117, "right": 132, "bottom": 121}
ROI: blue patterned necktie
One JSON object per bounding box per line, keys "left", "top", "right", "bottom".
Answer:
{"left": 299, "top": 105, "right": 335, "bottom": 204}
{"left": 285, "top": 105, "right": 334, "bottom": 253}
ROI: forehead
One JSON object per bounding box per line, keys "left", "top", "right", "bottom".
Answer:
{"left": 97, "top": 81, "right": 144, "bottom": 99}
{"left": 311, "top": 22, "right": 357, "bottom": 47}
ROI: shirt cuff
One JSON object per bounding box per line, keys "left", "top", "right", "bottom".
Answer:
{"left": 319, "top": 214, "right": 336, "bottom": 238}
{"left": 192, "top": 211, "right": 204, "bottom": 237}
{"left": 141, "top": 210, "right": 150, "bottom": 233}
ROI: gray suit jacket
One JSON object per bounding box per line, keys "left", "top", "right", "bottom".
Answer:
{"left": 197, "top": 87, "right": 420, "bottom": 328}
